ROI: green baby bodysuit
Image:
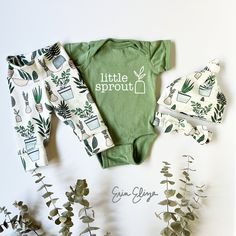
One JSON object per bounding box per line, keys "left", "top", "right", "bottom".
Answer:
{"left": 65, "top": 39, "right": 171, "bottom": 168}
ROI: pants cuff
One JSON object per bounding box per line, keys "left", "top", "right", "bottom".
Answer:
{"left": 83, "top": 129, "right": 114, "bottom": 156}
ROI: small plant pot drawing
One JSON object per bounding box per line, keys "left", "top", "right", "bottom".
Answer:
{"left": 164, "top": 96, "right": 172, "bottom": 105}
{"left": 53, "top": 55, "right": 66, "bottom": 69}
{"left": 12, "top": 78, "right": 29, "bottom": 87}
{"left": 135, "top": 80, "right": 145, "bottom": 94}
{"left": 58, "top": 86, "right": 74, "bottom": 100}
{"left": 85, "top": 116, "right": 100, "bottom": 130}
{"left": 177, "top": 92, "right": 191, "bottom": 103}
{"left": 35, "top": 103, "right": 43, "bottom": 113}
{"left": 24, "top": 137, "right": 37, "bottom": 152}
{"left": 15, "top": 115, "right": 22, "bottom": 123}
{"left": 28, "top": 149, "right": 39, "bottom": 162}
{"left": 199, "top": 86, "right": 212, "bottom": 97}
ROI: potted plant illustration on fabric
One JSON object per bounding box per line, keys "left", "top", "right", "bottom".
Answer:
{"left": 72, "top": 101, "right": 100, "bottom": 130}
{"left": 14, "top": 109, "right": 22, "bottom": 123}
{"left": 177, "top": 79, "right": 194, "bottom": 103}
{"left": 22, "top": 92, "right": 32, "bottom": 113}
{"left": 15, "top": 121, "right": 39, "bottom": 162}
{"left": 191, "top": 101, "right": 212, "bottom": 119}
{"left": 134, "top": 66, "right": 146, "bottom": 94}
{"left": 32, "top": 86, "right": 43, "bottom": 113}
{"left": 45, "top": 43, "right": 65, "bottom": 69}
{"left": 164, "top": 87, "right": 176, "bottom": 105}
{"left": 199, "top": 75, "right": 215, "bottom": 97}
{"left": 51, "top": 68, "right": 74, "bottom": 100}
{"left": 12, "top": 69, "right": 39, "bottom": 87}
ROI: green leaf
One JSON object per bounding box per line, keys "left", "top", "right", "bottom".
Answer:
{"left": 197, "top": 134, "right": 205, "bottom": 143}
{"left": 42, "top": 192, "right": 53, "bottom": 198}
{"left": 164, "top": 173, "right": 173, "bottom": 177}
{"left": 176, "top": 193, "right": 183, "bottom": 199}
{"left": 168, "top": 200, "right": 177, "bottom": 207}
{"left": 55, "top": 217, "right": 61, "bottom": 225}
{"left": 185, "top": 212, "right": 195, "bottom": 221}
{"left": 49, "top": 208, "right": 58, "bottom": 217}
{"left": 183, "top": 229, "right": 191, "bottom": 236}
{"left": 163, "top": 212, "right": 172, "bottom": 222}
{"left": 170, "top": 221, "right": 182, "bottom": 233}
{"left": 159, "top": 200, "right": 168, "bottom": 206}
{"left": 92, "top": 136, "right": 98, "bottom": 149}
{"left": 165, "top": 124, "right": 173, "bottom": 133}
{"left": 164, "top": 189, "right": 176, "bottom": 198}
{"left": 159, "top": 200, "right": 177, "bottom": 207}
{"left": 59, "top": 216, "right": 68, "bottom": 223}
{"left": 32, "top": 71, "right": 38, "bottom": 81}
{"left": 80, "top": 215, "right": 94, "bottom": 223}
{"left": 160, "top": 180, "right": 175, "bottom": 185}
{"left": 175, "top": 208, "right": 185, "bottom": 216}
{"left": 35, "top": 176, "right": 45, "bottom": 183}
{"left": 3, "top": 220, "right": 8, "bottom": 229}
{"left": 80, "top": 226, "right": 99, "bottom": 235}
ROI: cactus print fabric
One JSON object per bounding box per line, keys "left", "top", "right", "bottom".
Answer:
{"left": 65, "top": 39, "right": 171, "bottom": 168}
{"left": 6, "top": 42, "right": 114, "bottom": 171}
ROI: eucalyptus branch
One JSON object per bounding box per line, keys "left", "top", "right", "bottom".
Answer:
{"left": 156, "top": 155, "right": 207, "bottom": 236}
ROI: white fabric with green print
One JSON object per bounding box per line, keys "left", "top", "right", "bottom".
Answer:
{"left": 157, "top": 59, "right": 227, "bottom": 123}
{"left": 154, "top": 59, "right": 227, "bottom": 144}
{"left": 6, "top": 42, "right": 114, "bottom": 171}
{"left": 153, "top": 112, "right": 213, "bottom": 145}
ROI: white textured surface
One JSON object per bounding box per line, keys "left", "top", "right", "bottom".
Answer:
{"left": 0, "top": 0, "right": 235, "bottom": 235}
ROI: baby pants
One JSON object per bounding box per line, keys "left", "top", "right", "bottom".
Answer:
{"left": 6, "top": 42, "right": 114, "bottom": 171}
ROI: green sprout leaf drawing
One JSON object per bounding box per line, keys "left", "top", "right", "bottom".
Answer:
{"left": 84, "top": 136, "right": 100, "bottom": 156}
{"left": 211, "top": 92, "right": 227, "bottom": 123}
{"left": 71, "top": 101, "right": 93, "bottom": 119}
{"left": 32, "top": 86, "right": 42, "bottom": 104}
{"left": 15, "top": 121, "right": 34, "bottom": 139}
{"left": 181, "top": 79, "right": 194, "bottom": 93}
{"left": 191, "top": 101, "right": 212, "bottom": 118}
{"left": 54, "top": 101, "right": 72, "bottom": 120}
{"left": 45, "top": 43, "right": 60, "bottom": 61}
{"left": 73, "top": 76, "right": 88, "bottom": 93}
{"left": 33, "top": 114, "right": 51, "bottom": 140}
{"left": 51, "top": 68, "right": 70, "bottom": 89}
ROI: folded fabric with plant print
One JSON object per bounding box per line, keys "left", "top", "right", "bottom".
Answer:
{"left": 154, "top": 59, "right": 227, "bottom": 144}
{"left": 153, "top": 112, "right": 213, "bottom": 145}
{"left": 157, "top": 59, "right": 227, "bottom": 123}
{"left": 6, "top": 42, "right": 114, "bottom": 171}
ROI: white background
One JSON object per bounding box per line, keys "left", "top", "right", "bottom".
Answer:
{"left": 0, "top": 0, "right": 235, "bottom": 235}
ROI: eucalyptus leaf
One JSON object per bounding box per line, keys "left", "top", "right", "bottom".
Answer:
{"left": 164, "top": 189, "right": 176, "bottom": 198}
{"left": 49, "top": 208, "right": 58, "bottom": 217}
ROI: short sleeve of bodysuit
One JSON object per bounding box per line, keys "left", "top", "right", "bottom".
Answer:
{"left": 65, "top": 39, "right": 171, "bottom": 168}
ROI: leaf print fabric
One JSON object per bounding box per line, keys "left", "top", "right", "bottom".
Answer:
{"left": 6, "top": 42, "right": 114, "bottom": 171}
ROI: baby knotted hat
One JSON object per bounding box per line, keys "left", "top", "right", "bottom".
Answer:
{"left": 157, "top": 59, "right": 227, "bottom": 123}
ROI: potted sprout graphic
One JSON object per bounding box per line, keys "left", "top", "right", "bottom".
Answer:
{"left": 45, "top": 43, "right": 65, "bottom": 69}
{"left": 15, "top": 121, "right": 39, "bottom": 161}
{"left": 14, "top": 109, "right": 22, "bottom": 123}
{"left": 32, "top": 86, "right": 43, "bottom": 113}
{"left": 72, "top": 101, "right": 100, "bottom": 130}
{"left": 45, "top": 81, "right": 58, "bottom": 102}
{"left": 177, "top": 79, "right": 194, "bottom": 103}
{"left": 134, "top": 66, "right": 146, "bottom": 94}
{"left": 164, "top": 87, "right": 176, "bottom": 105}
{"left": 22, "top": 92, "right": 32, "bottom": 113}
{"left": 51, "top": 68, "right": 74, "bottom": 100}
{"left": 199, "top": 75, "right": 215, "bottom": 97}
